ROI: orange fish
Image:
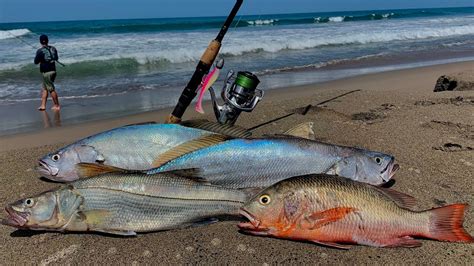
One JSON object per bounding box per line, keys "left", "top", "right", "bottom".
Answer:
{"left": 238, "top": 174, "right": 473, "bottom": 249}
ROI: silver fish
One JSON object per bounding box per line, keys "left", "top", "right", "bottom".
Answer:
{"left": 37, "top": 121, "right": 250, "bottom": 182}
{"left": 2, "top": 170, "right": 251, "bottom": 235}
{"left": 149, "top": 136, "right": 399, "bottom": 187}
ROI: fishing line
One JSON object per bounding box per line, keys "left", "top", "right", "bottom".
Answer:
{"left": 248, "top": 89, "right": 361, "bottom": 131}
{"left": 5, "top": 30, "right": 66, "bottom": 66}
{"left": 219, "top": 13, "right": 243, "bottom": 56}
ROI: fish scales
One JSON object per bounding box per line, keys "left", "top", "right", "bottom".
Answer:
{"left": 76, "top": 187, "right": 242, "bottom": 232}
{"left": 239, "top": 174, "right": 473, "bottom": 248}
{"left": 73, "top": 173, "right": 248, "bottom": 202}
{"left": 3, "top": 172, "right": 250, "bottom": 235}
{"left": 150, "top": 138, "right": 343, "bottom": 188}
{"left": 290, "top": 177, "right": 427, "bottom": 241}
{"left": 37, "top": 123, "right": 210, "bottom": 181}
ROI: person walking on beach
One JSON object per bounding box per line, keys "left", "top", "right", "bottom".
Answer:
{"left": 34, "top": 34, "right": 60, "bottom": 111}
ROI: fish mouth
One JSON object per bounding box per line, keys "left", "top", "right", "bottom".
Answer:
{"left": 380, "top": 158, "right": 399, "bottom": 182}
{"left": 238, "top": 209, "right": 269, "bottom": 235}
{"left": 36, "top": 160, "right": 59, "bottom": 178}
{"left": 2, "top": 206, "right": 29, "bottom": 228}
{"left": 389, "top": 163, "right": 400, "bottom": 179}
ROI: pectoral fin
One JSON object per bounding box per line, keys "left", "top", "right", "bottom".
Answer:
{"left": 303, "top": 207, "right": 356, "bottom": 230}
{"left": 75, "top": 163, "right": 140, "bottom": 178}
{"left": 152, "top": 134, "right": 230, "bottom": 167}
{"left": 79, "top": 209, "right": 112, "bottom": 225}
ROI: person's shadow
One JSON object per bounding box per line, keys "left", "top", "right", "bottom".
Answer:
{"left": 41, "top": 110, "right": 61, "bottom": 128}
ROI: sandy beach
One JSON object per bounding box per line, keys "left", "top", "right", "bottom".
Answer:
{"left": 0, "top": 61, "right": 473, "bottom": 264}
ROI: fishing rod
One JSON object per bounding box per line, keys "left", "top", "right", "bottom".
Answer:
{"left": 5, "top": 30, "right": 66, "bottom": 67}
{"left": 248, "top": 89, "right": 361, "bottom": 131}
{"left": 165, "top": 0, "right": 243, "bottom": 123}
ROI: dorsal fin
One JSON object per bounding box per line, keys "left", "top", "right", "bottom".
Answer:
{"left": 180, "top": 119, "right": 251, "bottom": 138}
{"left": 283, "top": 122, "right": 315, "bottom": 140}
{"left": 152, "top": 134, "right": 231, "bottom": 168}
{"left": 75, "top": 163, "right": 142, "bottom": 178}
{"left": 374, "top": 186, "right": 417, "bottom": 210}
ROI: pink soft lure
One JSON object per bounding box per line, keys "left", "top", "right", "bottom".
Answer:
{"left": 195, "top": 66, "right": 220, "bottom": 114}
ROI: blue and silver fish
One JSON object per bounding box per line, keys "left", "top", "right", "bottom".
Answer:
{"left": 147, "top": 135, "right": 399, "bottom": 187}
{"left": 37, "top": 121, "right": 249, "bottom": 182}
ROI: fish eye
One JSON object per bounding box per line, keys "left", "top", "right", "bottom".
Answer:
{"left": 375, "top": 157, "right": 382, "bottom": 165}
{"left": 259, "top": 194, "right": 271, "bottom": 205}
{"left": 24, "top": 198, "right": 35, "bottom": 207}
{"left": 51, "top": 154, "right": 60, "bottom": 162}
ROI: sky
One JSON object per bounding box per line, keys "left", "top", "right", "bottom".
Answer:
{"left": 0, "top": 0, "right": 473, "bottom": 23}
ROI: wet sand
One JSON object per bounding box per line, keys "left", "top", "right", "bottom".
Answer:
{"left": 0, "top": 61, "right": 473, "bottom": 264}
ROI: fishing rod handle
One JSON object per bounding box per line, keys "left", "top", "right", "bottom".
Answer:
{"left": 166, "top": 0, "right": 243, "bottom": 123}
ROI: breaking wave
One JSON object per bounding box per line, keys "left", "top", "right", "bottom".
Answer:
{"left": 0, "top": 29, "right": 31, "bottom": 40}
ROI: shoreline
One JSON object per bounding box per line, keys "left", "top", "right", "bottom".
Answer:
{"left": 1, "top": 60, "right": 472, "bottom": 152}
{"left": 1, "top": 56, "right": 473, "bottom": 137}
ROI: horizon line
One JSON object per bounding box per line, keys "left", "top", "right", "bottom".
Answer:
{"left": 0, "top": 5, "right": 473, "bottom": 24}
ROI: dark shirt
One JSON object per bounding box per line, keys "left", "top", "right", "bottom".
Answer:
{"left": 34, "top": 45, "right": 58, "bottom": 73}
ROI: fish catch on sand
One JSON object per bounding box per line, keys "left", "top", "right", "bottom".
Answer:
{"left": 36, "top": 121, "right": 250, "bottom": 182}
{"left": 238, "top": 174, "right": 473, "bottom": 248}
{"left": 147, "top": 135, "right": 399, "bottom": 187}
{"left": 2, "top": 169, "right": 252, "bottom": 235}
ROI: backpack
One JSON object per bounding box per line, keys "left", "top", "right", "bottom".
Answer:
{"left": 43, "top": 46, "right": 58, "bottom": 63}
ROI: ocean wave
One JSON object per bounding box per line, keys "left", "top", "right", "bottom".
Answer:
{"left": 1, "top": 21, "right": 473, "bottom": 77}
{"left": 256, "top": 53, "right": 387, "bottom": 75}
{"left": 0, "top": 29, "right": 31, "bottom": 40}
{"left": 247, "top": 19, "right": 279, "bottom": 26}
{"left": 1, "top": 8, "right": 465, "bottom": 37}
{"left": 329, "top": 16, "right": 345, "bottom": 22}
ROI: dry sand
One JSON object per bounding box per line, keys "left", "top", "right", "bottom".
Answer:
{"left": 0, "top": 61, "right": 473, "bottom": 264}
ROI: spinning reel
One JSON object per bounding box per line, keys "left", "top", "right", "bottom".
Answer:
{"left": 209, "top": 68, "right": 264, "bottom": 125}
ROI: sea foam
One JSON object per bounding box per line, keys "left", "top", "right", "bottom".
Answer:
{"left": 0, "top": 29, "right": 31, "bottom": 40}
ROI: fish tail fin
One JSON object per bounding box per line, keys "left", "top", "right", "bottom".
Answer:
{"left": 427, "top": 203, "right": 473, "bottom": 243}
{"left": 195, "top": 101, "right": 205, "bottom": 114}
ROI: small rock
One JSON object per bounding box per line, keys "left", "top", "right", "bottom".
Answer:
{"left": 414, "top": 169, "right": 421, "bottom": 174}
{"left": 185, "top": 246, "right": 194, "bottom": 252}
{"left": 107, "top": 247, "right": 117, "bottom": 255}
{"left": 408, "top": 167, "right": 413, "bottom": 171}
{"left": 263, "top": 263, "right": 269, "bottom": 266}
{"left": 143, "top": 250, "right": 152, "bottom": 258}
{"left": 433, "top": 198, "right": 447, "bottom": 205}
{"left": 247, "top": 247, "right": 255, "bottom": 254}
{"left": 26, "top": 168, "right": 33, "bottom": 172}
{"left": 237, "top": 244, "right": 247, "bottom": 252}
{"left": 211, "top": 238, "right": 221, "bottom": 246}
{"left": 434, "top": 73, "right": 474, "bottom": 92}
{"left": 320, "top": 252, "right": 328, "bottom": 258}
{"left": 131, "top": 261, "right": 139, "bottom": 266}
{"left": 176, "top": 254, "right": 182, "bottom": 259}
{"left": 465, "top": 162, "right": 472, "bottom": 166}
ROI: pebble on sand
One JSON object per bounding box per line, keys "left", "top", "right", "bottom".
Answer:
{"left": 107, "top": 247, "right": 117, "bottom": 255}
{"left": 211, "top": 238, "right": 222, "bottom": 246}
{"left": 237, "top": 244, "right": 247, "bottom": 252}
